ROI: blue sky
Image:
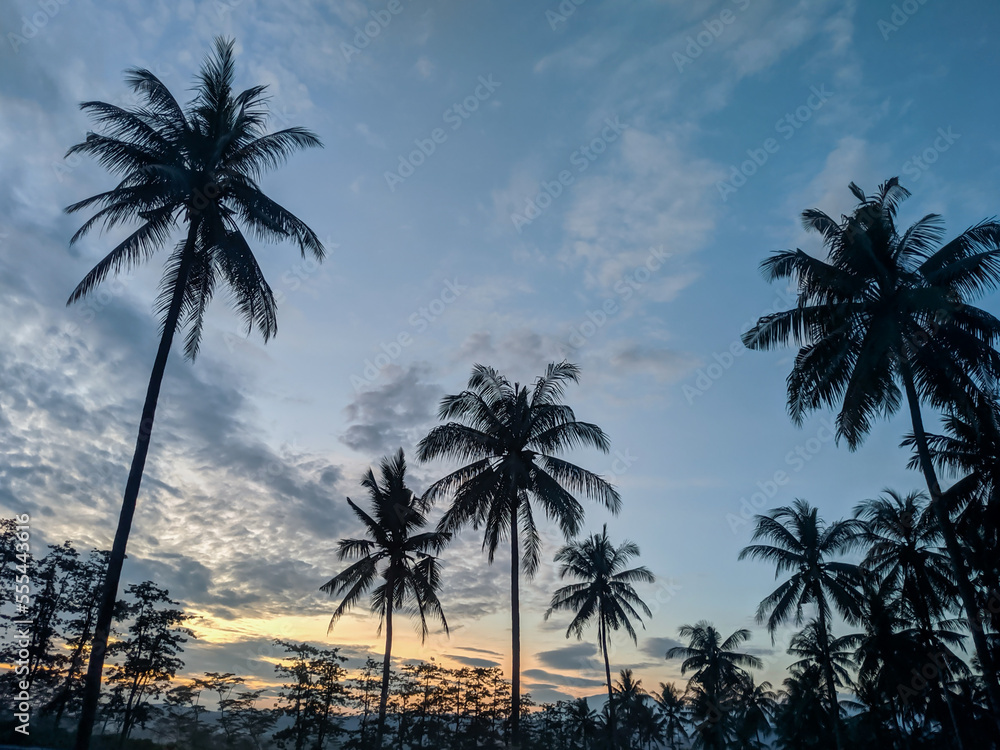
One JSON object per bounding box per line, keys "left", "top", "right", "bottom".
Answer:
{"left": 2, "top": 0, "right": 1000, "bottom": 703}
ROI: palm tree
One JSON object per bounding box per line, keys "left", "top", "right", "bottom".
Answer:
{"left": 612, "top": 668, "right": 648, "bottom": 747}
{"left": 652, "top": 682, "right": 689, "bottom": 750}
{"left": 66, "top": 38, "right": 325, "bottom": 749}
{"left": 666, "top": 622, "right": 763, "bottom": 750}
{"left": 417, "top": 362, "right": 620, "bottom": 744}
{"left": 908, "top": 396, "right": 1000, "bottom": 639}
{"left": 735, "top": 676, "right": 778, "bottom": 749}
{"left": 738, "top": 500, "right": 866, "bottom": 750}
{"left": 545, "top": 525, "right": 653, "bottom": 747}
{"left": 320, "top": 449, "right": 450, "bottom": 747}
{"left": 741, "top": 178, "right": 1000, "bottom": 722}
{"left": 565, "top": 698, "right": 600, "bottom": 749}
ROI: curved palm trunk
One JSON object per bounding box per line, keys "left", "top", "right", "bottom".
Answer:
{"left": 815, "top": 603, "right": 842, "bottom": 750}
{"left": 900, "top": 361, "right": 1000, "bottom": 738}
{"left": 377, "top": 585, "right": 394, "bottom": 749}
{"left": 601, "top": 617, "right": 616, "bottom": 750}
{"left": 74, "top": 224, "right": 198, "bottom": 750}
{"left": 510, "top": 502, "right": 521, "bottom": 747}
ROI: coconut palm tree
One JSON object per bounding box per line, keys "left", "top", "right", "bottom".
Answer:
{"left": 734, "top": 676, "right": 778, "bottom": 749}
{"left": 666, "top": 622, "right": 763, "bottom": 750}
{"left": 565, "top": 697, "right": 600, "bottom": 749}
{"left": 545, "top": 525, "right": 653, "bottom": 747}
{"left": 417, "top": 362, "right": 620, "bottom": 744}
{"left": 738, "top": 500, "right": 867, "bottom": 750}
{"left": 907, "top": 396, "right": 1000, "bottom": 640}
{"left": 321, "top": 449, "right": 450, "bottom": 747}
{"left": 612, "top": 668, "right": 648, "bottom": 747}
{"left": 652, "top": 682, "right": 689, "bottom": 750}
{"left": 741, "top": 178, "right": 1000, "bottom": 723}
{"left": 66, "top": 38, "right": 325, "bottom": 749}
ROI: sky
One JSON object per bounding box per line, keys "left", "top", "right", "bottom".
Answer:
{"left": 2, "top": 0, "right": 1000, "bottom": 706}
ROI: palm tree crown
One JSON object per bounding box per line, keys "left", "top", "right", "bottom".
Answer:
{"left": 67, "top": 36, "right": 325, "bottom": 359}
{"left": 741, "top": 177, "right": 1000, "bottom": 449}
{"left": 546, "top": 524, "right": 654, "bottom": 643}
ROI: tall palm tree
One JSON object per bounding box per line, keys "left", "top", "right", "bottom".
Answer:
{"left": 320, "top": 449, "right": 450, "bottom": 747}
{"left": 738, "top": 499, "right": 866, "bottom": 750}
{"left": 666, "top": 622, "right": 763, "bottom": 750}
{"left": 545, "top": 525, "right": 653, "bottom": 747}
{"left": 652, "top": 682, "right": 689, "bottom": 750}
{"left": 417, "top": 362, "right": 620, "bottom": 744}
{"left": 66, "top": 38, "right": 325, "bottom": 749}
{"left": 908, "top": 396, "right": 1000, "bottom": 639}
{"left": 741, "top": 178, "right": 1000, "bottom": 722}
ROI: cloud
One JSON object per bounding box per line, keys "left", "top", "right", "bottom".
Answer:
{"left": 340, "top": 364, "right": 443, "bottom": 456}
{"left": 610, "top": 343, "right": 700, "bottom": 383}
{"left": 523, "top": 669, "right": 606, "bottom": 689}
{"left": 641, "top": 636, "right": 684, "bottom": 660}
{"left": 535, "top": 643, "right": 599, "bottom": 671}
{"left": 444, "top": 653, "right": 501, "bottom": 668}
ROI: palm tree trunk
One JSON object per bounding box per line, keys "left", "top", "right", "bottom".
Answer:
{"left": 378, "top": 583, "right": 394, "bottom": 749}
{"left": 815, "top": 603, "right": 842, "bottom": 750}
{"left": 601, "top": 618, "right": 616, "bottom": 750}
{"left": 899, "top": 361, "right": 1000, "bottom": 737}
{"left": 510, "top": 501, "right": 521, "bottom": 747}
{"left": 74, "top": 223, "right": 198, "bottom": 750}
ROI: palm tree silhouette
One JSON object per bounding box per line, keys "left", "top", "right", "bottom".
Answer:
{"left": 738, "top": 499, "right": 866, "bottom": 749}
{"left": 666, "top": 622, "right": 763, "bottom": 750}
{"left": 545, "top": 525, "right": 653, "bottom": 747}
{"left": 321, "top": 449, "right": 449, "bottom": 747}
{"left": 652, "top": 682, "right": 689, "bottom": 750}
{"left": 741, "top": 178, "right": 1000, "bottom": 722}
{"left": 734, "top": 675, "right": 777, "bottom": 749}
{"left": 417, "top": 362, "right": 619, "bottom": 744}
{"left": 66, "top": 37, "right": 325, "bottom": 749}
